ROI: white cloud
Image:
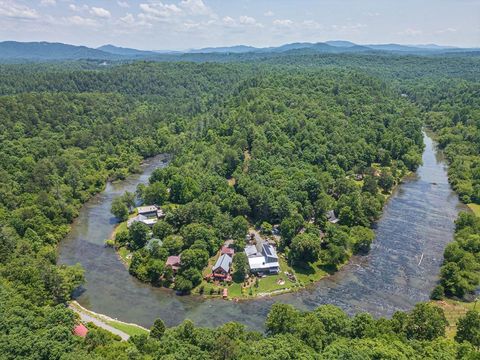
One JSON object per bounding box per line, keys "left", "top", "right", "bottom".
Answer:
{"left": 364, "top": 12, "right": 380, "bottom": 17}
{"left": 398, "top": 28, "right": 422, "bottom": 36}
{"left": 117, "top": 1, "right": 130, "bottom": 8}
{"left": 0, "top": 1, "right": 38, "bottom": 19}
{"left": 180, "top": 0, "right": 211, "bottom": 16}
{"left": 90, "top": 7, "right": 111, "bottom": 19}
{"left": 120, "top": 13, "right": 135, "bottom": 24}
{"left": 222, "top": 16, "right": 235, "bottom": 26}
{"left": 41, "top": 0, "right": 56, "bottom": 6}
{"left": 239, "top": 16, "right": 256, "bottom": 25}
{"left": 139, "top": 2, "right": 182, "bottom": 19}
{"left": 69, "top": 4, "right": 88, "bottom": 12}
{"left": 264, "top": 10, "right": 274, "bottom": 17}
{"left": 435, "top": 27, "right": 457, "bottom": 34}
{"left": 66, "top": 15, "right": 97, "bottom": 27}
{"left": 273, "top": 19, "right": 294, "bottom": 27}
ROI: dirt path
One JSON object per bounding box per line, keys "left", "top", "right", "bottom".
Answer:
{"left": 69, "top": 301, "right": 147, "bottom": 340}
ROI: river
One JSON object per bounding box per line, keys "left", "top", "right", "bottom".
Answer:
{"left": 58, "top": 134, "right": 467, "bottom": 330}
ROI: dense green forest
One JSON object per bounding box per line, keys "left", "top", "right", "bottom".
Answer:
{"left": 0, "top": 53, "right": 479, "bottom": 359}
{"left": 115, "top": 68, "right": 423, "bottom": 291}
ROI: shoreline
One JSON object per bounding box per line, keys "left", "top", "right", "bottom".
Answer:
{"left": 69, "top": 300, "right": 149, "bottom": 339}
{"left": 108, "top": 171, "right": 405, "bottom": 302}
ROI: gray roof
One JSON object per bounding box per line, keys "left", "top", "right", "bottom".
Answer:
{"left": 137, "top": 205, "right": 158, "bottom": 214}
{"left": 262, "top": 243, "right": 278, "bottom": 260}
{"left": 127, "top": 214, "right": 147, "bottom": 227}
{"left": 245, "top": 244, "right": 258, "bottom": 257}
{"left": 212, "top": 253, "right": 232, "bottom": 273}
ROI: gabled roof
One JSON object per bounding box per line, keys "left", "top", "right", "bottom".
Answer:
{"left": 127, "top": 214, "right": 147, "bottom": 227}
{"left": 262, "top": 243, "right": 278, "bottom": 259}
{"left": 137, "top": 205, "right": 158, "bottom": 214}
{"left": 326, "top": 210, "right": 339, "bottom": 223}
{"left": 245, "top": 244, "right": 258, "bottom": 257}
{"left": 212, "top": 253, "right": 232, "bottom": 273}
{"left": 166, "top": 255, "right": 181, "bottom": 267}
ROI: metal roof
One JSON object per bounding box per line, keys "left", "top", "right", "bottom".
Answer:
{"left": 213, "top": 254, "right": 232, "bottom": 273}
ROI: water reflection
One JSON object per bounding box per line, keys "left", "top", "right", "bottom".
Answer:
{"left": 59, "top": 135, "right": 466, "bottom": 330}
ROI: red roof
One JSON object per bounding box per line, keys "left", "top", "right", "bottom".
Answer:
{"left": 221, "top": 246, "right": 234, "bottom": 256}
{"left": 166, "top": 255, "right": 181, "bottom": 266}
{"left": 73, "top": 324, "right": 88, "bottom": 337}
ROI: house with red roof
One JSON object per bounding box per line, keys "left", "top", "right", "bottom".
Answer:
{"left": 165, "top": 255, "right": 181, "bottom": 273}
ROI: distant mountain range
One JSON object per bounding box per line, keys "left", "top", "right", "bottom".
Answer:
{"left": 0, "top": 40, "right": 478, "bottom": 62}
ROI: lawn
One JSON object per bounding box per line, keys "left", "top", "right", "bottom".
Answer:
{"left": 293, "top": 260, "right": 329, "bottom": 284}
{"left": 196, "top": 256, "right": 299, "bottom": 299}
{"left": 467, "top": 203, "right": 480, "bottom": 217}
{"left": 106, "top": 320, "right": 149, "bottom": 337}
{"left": 432, "top": 299, "right": 479, "bottom": 338}
{"left": 117, "top": 246, "right": 132, "bottom": 266}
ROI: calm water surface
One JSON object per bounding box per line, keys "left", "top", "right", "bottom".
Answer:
{"left": 59, "top": 134, "right": 467, "bottom": 329}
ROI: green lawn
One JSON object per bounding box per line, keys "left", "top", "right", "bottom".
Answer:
{"left": 117, "top": 247, "right": 132, "bottom": 266}
{"left": 294, "top": 260, "right": 329, "bottom": 284}
{"left": 467, "top": 203, "right": 480, "bottom": 217}
{"left": 106, "top": 320, "right": 149, "bottom": 337}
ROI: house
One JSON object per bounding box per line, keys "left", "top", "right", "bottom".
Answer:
{"left": 212, "top": 253, "right": 232, "bottom": 281}
{"left": 165, "top": 255, "right": 181, "bottom": 273}
{"left": 127, "top": 214, "right": 157, "bottom": 228}
{"left": 245, "top": 242, "right": 280, "bottom": 275}
{"left": 73, "top": 324, "right": 88, "bottom": 337}
{"left": 137, "top": 205, "right": 159, "bottom": 218}
{"left": 221, "top": 246, "right": 235, "bottom": 257}
{"left": 326, "top": 210, "right": 339, "bottom": 224}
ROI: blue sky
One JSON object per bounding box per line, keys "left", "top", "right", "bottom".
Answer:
{"left": 0, "top": 0, "right": 479, "bottom": 49}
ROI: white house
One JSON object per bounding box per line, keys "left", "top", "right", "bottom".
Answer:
{"left": 245, "top": 242, "right": 280, "bottom": 275}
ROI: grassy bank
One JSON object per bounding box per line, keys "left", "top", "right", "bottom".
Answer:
{"left": 467, "top": 203, "right": 480, "bottom": 217}
{"left": 70, "top": 301, "right": 149, "bottom": 338}
{"left": 432, "top": 299, "right": 479, "bottom": 338}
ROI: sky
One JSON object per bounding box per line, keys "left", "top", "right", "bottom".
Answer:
{"left": 0, "top": 0, "right": 479, "bottom": 50}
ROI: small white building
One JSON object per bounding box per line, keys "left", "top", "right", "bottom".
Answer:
{"left": 127, "top": 214, "right": 157, "bottom": 228}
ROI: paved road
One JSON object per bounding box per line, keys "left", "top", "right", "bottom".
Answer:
{"left": 69, "top": 304, "right": 130, "bottom": 340}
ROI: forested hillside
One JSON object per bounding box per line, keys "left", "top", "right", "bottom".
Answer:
{"left": 120, "top": 68, "right": 423, "bottom": 290}
{"left": 0, "top": 55, "right": 479, "bottom": 359}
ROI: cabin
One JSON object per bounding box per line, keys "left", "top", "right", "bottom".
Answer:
{"left": 212, "top": 253, "right": 232, "bottom": 281}
{"left": 165, "top": 255, "right": 181, "bottom": 273}
{"left": 326, "top": 210, "right": 339, "bottom": 224}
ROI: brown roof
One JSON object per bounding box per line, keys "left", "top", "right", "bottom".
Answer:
{"left": 221, "top": 246, "right": 235, "bottom": 256}
{"left": 166, "top": 255, "right": 181, "bottom": 267}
